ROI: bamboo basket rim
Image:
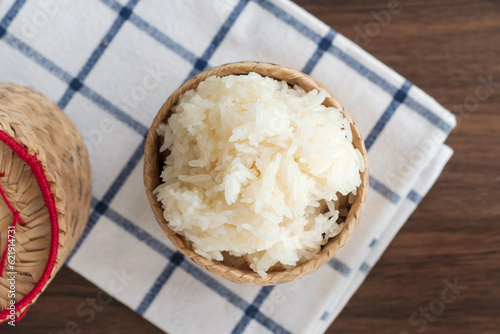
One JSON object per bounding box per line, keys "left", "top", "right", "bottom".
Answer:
{"left": 144, "top": 61, "right": 369, "bottom": 285}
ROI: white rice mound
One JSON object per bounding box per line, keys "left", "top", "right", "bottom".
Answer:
{"left": 154, "top": 72, "right": 365, "bottom": 277}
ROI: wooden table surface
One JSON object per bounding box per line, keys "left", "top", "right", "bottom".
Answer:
{"left": 4, "top": 0, "right": 499, "bottom": 333}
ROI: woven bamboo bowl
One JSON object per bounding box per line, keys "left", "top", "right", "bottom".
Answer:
{"left": 144, "top": 62, "right": 368, "bottom": 285}
{"left": 0, "top": 84, "right": 92, "bottom": 322}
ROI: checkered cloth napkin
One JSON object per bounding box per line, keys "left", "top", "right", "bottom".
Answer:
{"left": 0, "top": 0, "right": 456, "bottom": 333}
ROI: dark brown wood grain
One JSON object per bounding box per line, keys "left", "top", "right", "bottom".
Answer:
{"left": 2, "top": 0, "right": 499, "bottom": 333}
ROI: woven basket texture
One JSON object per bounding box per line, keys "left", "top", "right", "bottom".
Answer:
{"left": 0, "top": 83, "right": 92, "bottom": 320}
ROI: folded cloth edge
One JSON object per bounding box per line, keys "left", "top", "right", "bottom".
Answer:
{"left": 311, "top": 144, "right": 454, "bottom": 334}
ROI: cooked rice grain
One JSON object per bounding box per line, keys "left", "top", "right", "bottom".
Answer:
{"left": 155, "top": 73, "right": 364, "bottom": 276}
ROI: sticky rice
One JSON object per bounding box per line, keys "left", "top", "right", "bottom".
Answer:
{"left": 154, "top": 72, "right": 365, "bottom": 277}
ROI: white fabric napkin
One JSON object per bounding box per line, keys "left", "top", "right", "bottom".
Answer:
{"left": 0, "top": 0, "right": 456, "bottom": 333}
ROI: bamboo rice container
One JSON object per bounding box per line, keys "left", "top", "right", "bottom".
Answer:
{"left": 144, "top": 62, "right": 368, "bottom": 285}
{"left": 0, "top": 84, "right": 92, "bottom": 322}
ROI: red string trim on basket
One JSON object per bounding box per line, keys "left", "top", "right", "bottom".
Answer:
{"left": 0, "top": 173, "right": 27, "bottom": 276}
{"left": 0, "top": 131, "right": 59, "bottom": 323}
{"left": 0, "top": 173, "right": 26, "bottom": 225}
{"left": 14, "top": 307, "right": 28, "bottom": 322}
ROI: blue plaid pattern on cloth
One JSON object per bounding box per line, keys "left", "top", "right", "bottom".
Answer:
{"left": 0, "top": 0, "right": 455, "bottom": 333}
